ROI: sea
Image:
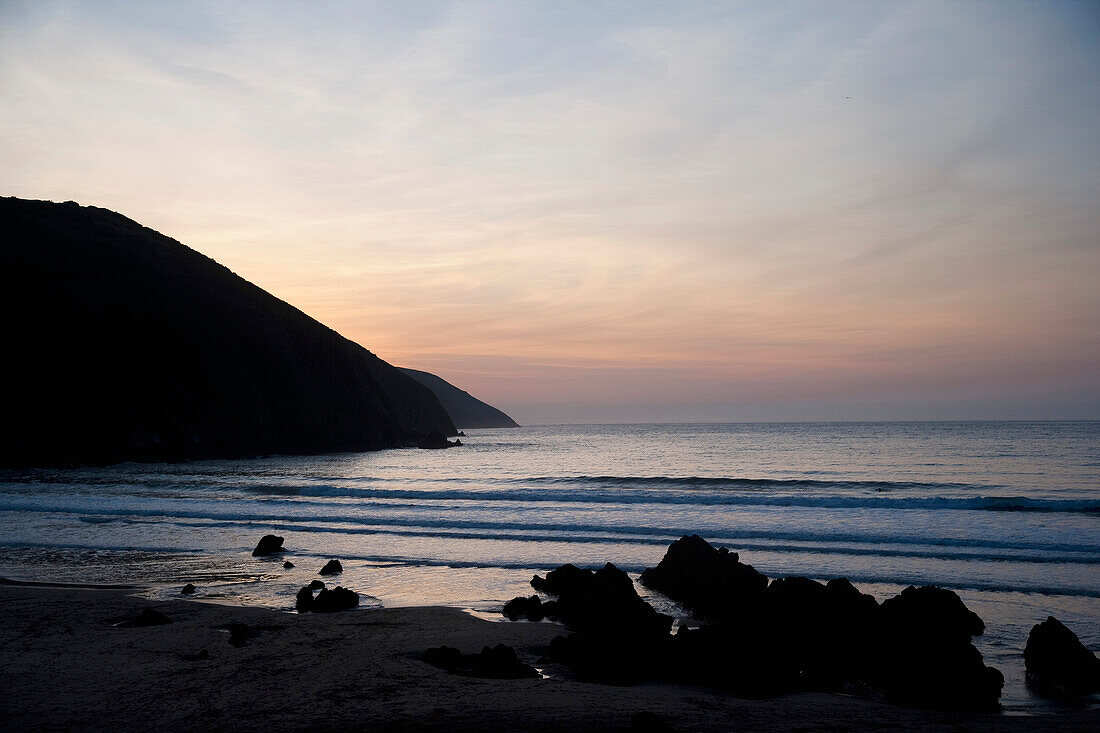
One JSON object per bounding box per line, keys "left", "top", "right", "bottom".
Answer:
{"left": 1, "top": 421, "right": 1097, "bottom": 714}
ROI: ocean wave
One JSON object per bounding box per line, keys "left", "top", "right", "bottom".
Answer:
{"left": 7, "top": 475, "right": 1097, "bottom": 515}
{"left": 226, "top": 485, "right": 1100, "bottom": 513}
{"left": 112, "top": 517, "right": 1100, "bottom": 566}
{"left": 0, "top": 540, "right": 206, "bottom": 554}
{"left": 515, "top": 475, "right": 992, "bottom": 491}
{"left": 4, "top": 500, "right": 1098, "bottom": 556}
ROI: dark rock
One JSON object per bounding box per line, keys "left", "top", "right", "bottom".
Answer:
{"left": 424, "top": 644, "right": 539, "bottom": 679}
{"left": 667, "top": 623, "right": 796, "bottom": 696}
{"left": 226, "top": 623, "right": 253, "bottom": 647}
{"left": 295, "top": 586, "right": 314, "bottom": 612}
{"left": 252, "top": 534, "right": 285, "bottom": 557}
{"left": 1025, "top": 616, "right": 1100, "bottom": 697}
{"left": 873, "top": 633, "right": 1003, "bottom": 711}
{"left": 880, "top": 585, "right": 985, "bottom": 642}
{"left": 758, "top": 576, "right": 835, "bottom": 689}
{"left": 180, "top": 583, "right": 196, "bottom": 595}
{"left": 766, "top": 575, "right": 827, "bottom": 603}
{"left": 534, "top": 563, "right": 671, "bottom": 638}
{"left": 182, "top": 649, "right": 209, "bottom": 661}
{"left": 655, "top": 576, "right": 1001, "bottom": 708}
{"left": 502, "top": 595, "right": 545, "bottom": 622}
{"left": 639, "top": 534, "right": 768, "bottom": 623}
{"left": 115, "top": 608, "right": 172, "bottom": 628}
{"left": 816, "top": 577, "right": 880, "bottom": 684}
{"left": 423, "top": 645, "right": 462, "bottom": 669}
{"left": 417, "top": 430, "right": 460, "bottom": 449}
{"left": 824, "top": 576, "right": 879, "bottom": 611}
{"left": 531, "top": 563, "right": 672, "bottom": 684}
{"left": 308, "top": 579, "right": 326, "bottom": 591}
{"left": 531, "top": 563, "right": 590, "bottom": 596}
{"left": 318, "top": 559, "right": 342, "bottom": 576}
{"left": 753, "top": 576, "right": 880, "bottom": 691}
{"left": 129, "top": 608, "right": 172, "bottom": 627}
{"left": 550, "top": 631, "right": 672, "bottom": 686}
{"left": 874, "top": 586, "right": 1002, "bottom": 711}
{"left": 531, "top": 539, "right": 1004, "bottom": 710}
{"left": 630, "top": 711, "right": 672, "bottom": 732}
{"left": 470, "top": 643, "right": 537, "bottom": 679}
{"left": 282, "top": 560, "right": 295, "bottom": 569}
{"left": 311, "top": 586, "right": 359, "bottom": 613}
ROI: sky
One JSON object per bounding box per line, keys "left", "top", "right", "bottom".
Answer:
{"left": 1, "top": 1, "right": 1098, "bottom": 424}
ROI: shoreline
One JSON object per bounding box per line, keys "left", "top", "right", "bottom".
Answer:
{"left": 0, "top": 576, "right": 143, "bottom": 590}
{"left": 3, "top": 559, "right": 1098, "bottom": 716}
{"left": 2, "top": 584, "right": 1097, "bottom": 731}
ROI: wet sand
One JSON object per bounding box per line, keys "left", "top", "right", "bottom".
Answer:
{"left": 1, "top": 583, "right": 1097, "bottom": 732}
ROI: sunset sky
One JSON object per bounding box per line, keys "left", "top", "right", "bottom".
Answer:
{"left": 2, "top": 1, "right": 1098, "bottom": 423}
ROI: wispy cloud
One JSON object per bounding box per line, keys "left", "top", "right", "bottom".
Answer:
{"left": 1, "top": 0, "right": 1097, "bottom": 421}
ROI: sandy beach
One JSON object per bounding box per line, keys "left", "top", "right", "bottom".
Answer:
{"left": 1, "top": 583, "right": 1096, "bottom": 732}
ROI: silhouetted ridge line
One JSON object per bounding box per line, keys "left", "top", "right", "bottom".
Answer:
{"left": 0, "top": 197, "right": 457, "bottom": 467}
{"left": 398, "top": 367, "right": 519, "bottom": 429}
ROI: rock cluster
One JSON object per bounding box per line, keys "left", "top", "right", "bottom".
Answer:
{"left": 424, "top": 644, "right": 538, "bottom": 679}
{"left": 502, "top": 595, "right": 549, "bottom": 622}
{"left": 527, "top": 562, "right": 673, "bottom": 685}
{"left": 532, "top": 562, "right": 671, "bottom": 638}
{"left": 295, "top": 584, "right": 359, "bottom": 613}
{"left": 505, "top": 535, "right": 1005, "bottom": 711}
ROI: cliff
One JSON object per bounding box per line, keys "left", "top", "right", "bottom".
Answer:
{"left": 399, "top": 368, "right": 520, "bottom": 429}
{"left": 0, "top": 197, "right": 457, "bottom": 467}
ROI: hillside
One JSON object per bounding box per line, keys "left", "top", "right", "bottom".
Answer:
{"left": 0, "top": 197, "right": 457, "bottom": 467}
{"left": 399, "top": 368, "right": 519, "bottom": 429}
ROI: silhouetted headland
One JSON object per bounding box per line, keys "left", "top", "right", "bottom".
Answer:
{"left": 399, "top": 367, "right": 519, "bottom": 429}
{"left": 0, "top": 197, "right": 458, "bottom": 467}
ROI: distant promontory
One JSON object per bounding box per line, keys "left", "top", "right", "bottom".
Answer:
{"left": 399, "top": 368, "right": 519, "bottom": 429}
{"left": 0, "top": 197, "right": 459, "bottom": 467}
